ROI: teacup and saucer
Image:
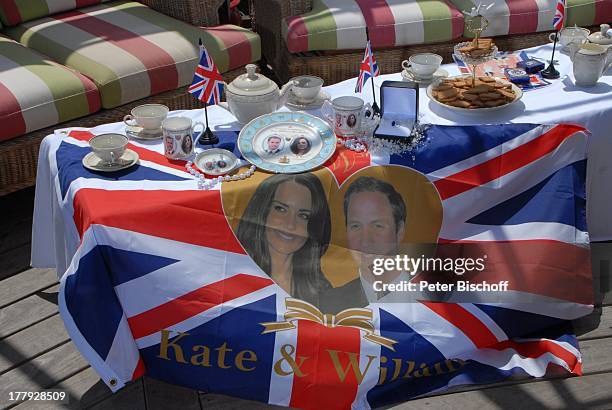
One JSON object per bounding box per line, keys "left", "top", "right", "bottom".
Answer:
{"left": 286, "top": 75, "right": 330, "bottom": 109}
{"left": 82, "top": 133, "right": 139, "bottom": 172}
{"left": 401, "top": 53, "right": 447, "bottom": 84}
{"left": 124, "top": 103, "right": 169, "bottom": 140}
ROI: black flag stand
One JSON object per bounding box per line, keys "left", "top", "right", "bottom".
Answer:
{"left": 365, "top": 28, "right": 380, "bottom": 115}
{"left": 196, "top": 38, "right": 219, "bottom": 146}
{"left": 541, "top": 31, "right": 560, "bottom": 79}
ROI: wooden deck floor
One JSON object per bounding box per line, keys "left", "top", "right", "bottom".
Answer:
{"left": 1, "top": 189, "right": 611, "bottom": 410}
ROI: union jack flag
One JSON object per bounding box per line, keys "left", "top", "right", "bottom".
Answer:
{"left": 553, "top": 0, "right": 566, "bottom": 31}
{"left": 36, "top": 122, "right": 592, "bottom": 409}
{"left": 188, "top": 44, "right": 224, "bottom": 105}
{"left": 355, "top": 40, "right": 380, "bottom": 93}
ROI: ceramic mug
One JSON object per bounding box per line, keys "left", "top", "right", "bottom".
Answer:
{"left": 550, "top": 27, "right": 590, "bottom": 49}
{"left": 123, "top": 104, "right": 169, "bottom": 132}
{"left": 291, "top": 75, "right": 324, "bottom": 103}
{"left": 321, "top": 96, "right": 372, "bottom": 137}
{"left": 89, "top": 133, "right": 128, "bottom": 166}
{"left": 162, "top": 117, "right": 204, "bottom": 159}
{"left": 402, "top": 53, "right": 443, "bottom": 80}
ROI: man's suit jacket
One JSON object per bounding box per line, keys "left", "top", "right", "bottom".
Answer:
{"left": 318, "top": 278, "right": 369, "bottom": 314}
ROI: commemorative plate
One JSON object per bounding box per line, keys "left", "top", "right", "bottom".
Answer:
{"left": 194, "top": 148, "right": 239, "bottom": 176}
{"left": 238, "top": 112, "right": 337, "bottom": 174}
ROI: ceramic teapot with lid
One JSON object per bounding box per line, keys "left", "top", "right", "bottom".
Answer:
{"left": 588, "top": 24, "right": 612, "bottom": 46}
{"left": 569, "top": 43, "right": 612, "bottom": 87}
{"left": 225, "top": 64, "right": 295, "bottom": 124}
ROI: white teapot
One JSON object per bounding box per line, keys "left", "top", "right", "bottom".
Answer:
{"left": 569, "top": 43, "right": 612, "bottom": 87}
{"left": 225, "top": 64, "right": 295, "bottom": 124}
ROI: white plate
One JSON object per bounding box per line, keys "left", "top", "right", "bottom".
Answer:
{"left": 426, "top": 75, "right": 523, "bottom": 114}
{"left": 82, "top": 149, "right": 139, "bottom": 172}
{"left": 194, "top": 148, "right": 239, "bottom": 176}
{"left": 401, "top": 67, "right": 449, "bottom": 84}
{"left": 238, "top": 112, "right": 336, "bottom": 174}
{"left": 126, "top": 125, "right": 162, "bottom": 140}
{"left": 285, "top": 90, "right": 331, "bottom": 110}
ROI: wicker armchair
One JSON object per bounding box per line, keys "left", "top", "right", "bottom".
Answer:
{"left": 254, "top": 0, "right": 556, "bottom": 85}
{"left": 140, "top": 0, "right": 226, "bottom": 26}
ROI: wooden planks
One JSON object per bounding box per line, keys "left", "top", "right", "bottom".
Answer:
{"left": 0, "top": 284, "right": 59, "bottom": 339}
{"left": 144, "top": 377, "right": 201, "bottom": 410}
{"left": 0, "top": 268, "right": 57, "bottom": 309}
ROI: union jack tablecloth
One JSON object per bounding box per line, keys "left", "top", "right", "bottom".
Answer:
{"left": 32, "top": 117, "right": 593, "bottom": 409}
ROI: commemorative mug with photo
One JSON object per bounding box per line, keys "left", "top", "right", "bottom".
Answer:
{"left": 162, "top": 117, "right": 204, "bottom": 159}
{"left": 321, "top": 96, "right": 373, "bottom": 137}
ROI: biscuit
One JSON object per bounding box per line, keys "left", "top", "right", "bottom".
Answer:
{"left": 437, "top": 88, "right": 458, "bottom": 99}
{"left": 484, "top": 99, "right": 505, "bottom": 107}
{"left": 448, "top": 100, "right": 471, "bottom": 108}
{"left": 497, "top": 89, "right": 516, "bottom": 100}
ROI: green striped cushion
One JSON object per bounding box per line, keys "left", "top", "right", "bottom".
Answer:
{"left": 283, "top": 0, "right": 464, "bottom": 53}
{"left": 0, "top": 35, "right": 100, "bottom": 142}
{"left": 0, "top": 0, "right": 110, "bottom": 27}
{"left": 6, "top": 1, "right": 261, "bottom": 109}
{"left": 449, "top": 0, "right": 611, "bottom": 38}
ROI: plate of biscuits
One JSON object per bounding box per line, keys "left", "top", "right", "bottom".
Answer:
{"left": 426, "top": 75, "right": 523, "bottom": 113}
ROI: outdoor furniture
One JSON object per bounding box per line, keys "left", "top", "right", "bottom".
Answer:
{"left": 0, "top": 0, "right": 261, "bottom": 196}
{"left": 254, "top": 0, "right": 611, "bottom": 83}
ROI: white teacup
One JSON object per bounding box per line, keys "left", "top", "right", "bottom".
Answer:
{"left": 123, "top": 104, "right": 169, "bottom": 132}
{"left": 321, "top": 96, "right": 373, "bottom": 137}
{"left": 89, "top": 133, "right": 128, "bottom": 165}
{"left": 291, "top": 75, "right": 324, "bottom": 103}
{"left": 402, "top": 53, "right": 443, "bottom": 80}
{"left": 550, "top": 27, "right": 590, "bottom": 49}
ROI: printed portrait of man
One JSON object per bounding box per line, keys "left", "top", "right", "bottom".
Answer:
{"left": 264, "top": 135, "right": 283, "bottom": 154}
{"left": 320, "top": 176, "right": 410, "bottom": 312}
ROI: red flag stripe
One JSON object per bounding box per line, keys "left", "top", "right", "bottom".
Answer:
{"left": 68, "top": 130, "right": 188, "bottom": 172}
{"left": 421, "top": 302, "right": 500, "bottom": 348}
{"left": 433, "top": 124, "right": 585, "bottom": 200}
{"left": 491, "top": 339, "right": 579, "bottom": 372}
{"left": 72, "top": 188, "right": 246, "bottom": 254}
{"left": 290, "top": 321, "right": 362, "bottom": 410}
{"left": 128, "top": 274, "right": 273, "bottom": 339}
{"left": 432, "top": 239, "right": 593, "bottom": 305}
{"left": 131, "top": 357, "right": 146, "bottom": 380}
{"left": 55, "top": 10, "right": 179, "bottom": 95}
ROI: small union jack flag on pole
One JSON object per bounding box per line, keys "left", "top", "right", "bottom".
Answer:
{"left": 355, "top": 39, "right": 380, "bottom": 93}
{"left": 552, "top": 0, "right": 566, "bottom": 31}
{"left": 188, "top": 40, "right": 224, "bottom": 105}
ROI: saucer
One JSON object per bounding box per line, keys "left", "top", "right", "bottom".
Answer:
{"left": 285, "top": 90, "right": 331, "bottom": 110}
{"left": 82, "top": 149, "right": 139, "bottom": 172}
{"left": 125, "top": 125, "right": 162, "bottom": 140}
{"left": 401, "top": 67, "right": 449, "bottom": 84}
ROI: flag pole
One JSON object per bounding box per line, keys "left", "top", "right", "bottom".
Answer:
{"left": 541, "top": 30, "right": 560, "bottom": 79}
{"left": 365, "top": 28, "right": 380, "bottom": 115}
{"left": 197, "top": 38, "right": 219, "bottom": 146}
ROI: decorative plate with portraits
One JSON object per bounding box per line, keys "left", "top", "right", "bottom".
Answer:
{"left": 237, "top": 112, "right": 336, "bottom": 174}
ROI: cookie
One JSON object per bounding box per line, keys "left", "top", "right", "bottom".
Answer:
{"left": 484, "top": 99, "right": 505, "bottom": 107}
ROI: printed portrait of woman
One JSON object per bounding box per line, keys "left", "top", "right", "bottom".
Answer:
{"left": 236, "top": 173, "right": 331, "bottom": 306}
{"left": 290, "top": 136, "right": 311, "bottom": 156}
{"left": 181, "top": 134, "right": 192, "bottom": 155}
{"left": 347, "top": 114, "right": 357, "bottom": 128}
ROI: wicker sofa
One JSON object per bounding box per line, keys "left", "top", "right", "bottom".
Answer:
{"left": 0, "top": 0, "right": 260, "bottom": 196}
{"left": 255, "top": 0, "right": 610, "bottom": 84}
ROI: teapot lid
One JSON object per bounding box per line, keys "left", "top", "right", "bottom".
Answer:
{"left": 227, "top": 64, "right": 278, "bottom": 96}
{"left": 587, "top": 23, "right": 612, "bottom": 45}
{"left": 578, "top": 43, "right": 607, "bottom": 55}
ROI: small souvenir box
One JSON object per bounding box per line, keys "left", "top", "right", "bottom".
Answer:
{"left": 504, "top": 68, "right": 531, "bottom": 85}
{"left": 374, "top": 81, "right": 419, "bottom": 140}
{"left": 517, "top": 58, "right": 545, "bottom": 74}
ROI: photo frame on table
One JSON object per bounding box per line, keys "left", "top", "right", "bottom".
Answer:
{"left": 374, "top": 81, "right": 419, "bottom": 140}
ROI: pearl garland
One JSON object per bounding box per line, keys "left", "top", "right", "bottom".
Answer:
{"left": 186, "top": 161, "right": 256, "bottom": 190}
{"left": 337, "top": 137, "right": 367, "bottom": 152}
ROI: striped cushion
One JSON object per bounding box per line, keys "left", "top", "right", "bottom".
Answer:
{"left": 283, "top": 0, "right": 464, "bottom": 53}
{"left": 0, "top": 35, "right": 100, "bottom": 142}
{"left": 0, "top": 0, "right": 109, "bottom": 26}
{"left": 5, "top": 1, "right": 261, "bottom": 109}
{"left": 449, "top": 0, "right": 612, "bottom": 37}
